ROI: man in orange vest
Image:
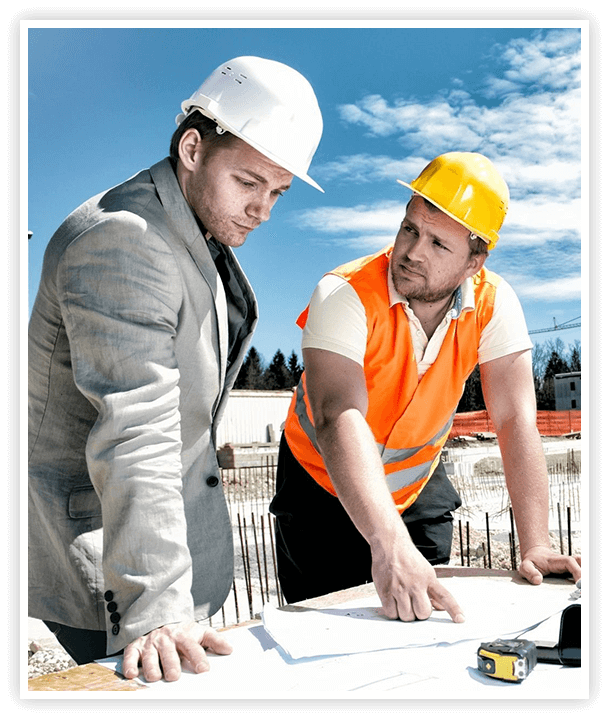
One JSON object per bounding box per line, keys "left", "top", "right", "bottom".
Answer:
{"left": 270, "top": 152, "right": 581, "bottom": 623}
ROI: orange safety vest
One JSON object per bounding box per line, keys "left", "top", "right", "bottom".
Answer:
{"left": 284, "top": 244, "right": 501, "bottom": 513}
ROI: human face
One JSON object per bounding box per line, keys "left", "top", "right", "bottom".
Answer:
{"left": 179, "top": 133, "right": 293, "bottom": 247}
{"left": 390, "top": 195, "right": 484, "bottom": 304}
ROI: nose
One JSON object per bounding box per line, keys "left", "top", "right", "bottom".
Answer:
{"left": 405, "top": 234, "right": 428, "bottom": 264}
{"left": 246, "top": 193, "right": 273, "bottom": 224}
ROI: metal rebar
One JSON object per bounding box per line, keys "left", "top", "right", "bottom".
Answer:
{"left": 268, "top": 513, "right": 283, "bottom": 604}
{"left": 567, "top": 506, "right": 572, "bottom": 556}
{"left": 485, "top": 512, "right": 492, "bottom": 569}
{"left": 466, "top": 522, "right": 470, "bottom": 567}
{"left": 459, "top": 519, "right": 464, "bottom": 566}
{"left": 232, "top": 577, "right": 240, "bottom": 626}
{"left": 557, "top": 502, "right": 564, "bottom": 555}
{"left": 251, "top": 512, "right": 265, "bottom": 604}
{"left": 237, "top": 513, "right": 250, "bottom": 598}
{"left": 509, "top": 506, "right": 517, "bottom": 570}
{"left": 260, "top": 514, "right": 270, "bottom": 602}
{"left": 241, "top": 515, "right": 254, "bottom": 619}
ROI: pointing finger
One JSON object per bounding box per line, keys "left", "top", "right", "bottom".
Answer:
{"left": 429, "top": 581, "right": 465, "bottom": 623}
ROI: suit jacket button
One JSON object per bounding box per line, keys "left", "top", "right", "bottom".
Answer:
{"left": 104, "top": 590, "right": 114, "bottom": 602}
{"left": 110, "top": 612, "right": 121, "bottom": 624}
{"left": 206, "top": 475, "right": 219, "bottom": 487}
{"left": 107, "top": 601, "right": 118, "bottom": 613}
{"left": 112, "top": 624, "right": 120, "bottom": 635}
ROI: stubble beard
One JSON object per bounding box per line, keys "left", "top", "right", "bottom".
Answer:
{"left": 391, "top": 262, "right": 463, "bottom": 305}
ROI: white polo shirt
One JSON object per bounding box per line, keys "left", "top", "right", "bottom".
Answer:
{"left": 302, "top": 260, "right": 533, "bottom": 379}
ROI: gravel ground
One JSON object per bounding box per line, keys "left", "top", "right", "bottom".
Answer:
{"left": 28, "top": 639, "right": 77, "bottom": 679}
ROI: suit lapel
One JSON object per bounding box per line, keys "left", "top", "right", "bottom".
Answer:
{"left": 149, "top": 159, "right": 229, "bottom": 394}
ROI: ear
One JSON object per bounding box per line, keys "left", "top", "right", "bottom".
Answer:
{"left": 177, "top": 128, "right": 203, "bottom": 172}
{"left": 465, "top": 251, "right": 487, "bottom": 279}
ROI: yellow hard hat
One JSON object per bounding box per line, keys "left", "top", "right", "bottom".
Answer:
{"left": 397, "top": 152, "right": 509, "bottom": 250}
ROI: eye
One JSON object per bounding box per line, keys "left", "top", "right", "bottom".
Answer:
{"left": 433, "top": 239, "right": 449, "bottom": 251}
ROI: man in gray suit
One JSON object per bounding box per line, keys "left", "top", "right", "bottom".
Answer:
{"left": 28, "top": 56, "right": 323, "bottom": 682}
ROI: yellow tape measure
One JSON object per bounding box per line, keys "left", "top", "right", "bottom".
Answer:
{"left": 477, "top": 639, "right": 538, "bottom": 683}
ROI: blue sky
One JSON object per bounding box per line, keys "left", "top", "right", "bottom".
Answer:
{"left": 26, "top": 21, "right": 585, "bottom": 368}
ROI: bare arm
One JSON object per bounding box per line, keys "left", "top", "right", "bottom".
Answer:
{"left": 303, "top": 347, "right": 465, "bottom": 622}
{"left": 480, "top": 350, "right": 581, "bottom": 583}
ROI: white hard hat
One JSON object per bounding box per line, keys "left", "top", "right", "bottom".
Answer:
{"left": 177, "top": 56, "right": 324, "bottom": 192}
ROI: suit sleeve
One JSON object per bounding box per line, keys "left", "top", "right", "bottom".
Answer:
{"left": 57, "top": 214, "right": 194, "bottom": 654}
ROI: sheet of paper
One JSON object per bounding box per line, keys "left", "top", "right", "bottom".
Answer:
{"left": 261, "top": 576, "right": 577, "bottom": 660}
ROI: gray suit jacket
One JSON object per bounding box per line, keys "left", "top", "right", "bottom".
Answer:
{"left": 28, "top": 158, "right": 258, "bottom": 655}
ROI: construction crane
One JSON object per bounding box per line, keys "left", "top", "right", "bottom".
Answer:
{"left": 529, "top": 316, "right": 581, "bottom": 335}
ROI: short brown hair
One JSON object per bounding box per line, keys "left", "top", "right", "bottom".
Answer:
{"left": 169, "top": 111, "right": 236, "bottom": 164}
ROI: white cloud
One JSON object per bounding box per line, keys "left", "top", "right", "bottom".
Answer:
{"left": 486, "top": 29, "right": 581, "bottom": 94}
{"left": 297, "top": 201, "right": 406, "bottom": 251}
{"left": 297, "top": 195, "right": 580, "bottom": 249}
{"left": 512, "top": 274, "right": 581, "bottom": 301}
{"left": 336, "top": 94, "right": 484, "bottom": 157}
{"left": 316, "top": 154, "right": 428, "bottom": 184}
{"left": 502, "top": 197, "right": 581, "bottom": 246}
{"left": 328, "top": 29, "right": 581, "bottom": 197}
{"left": 499, "top": 155, "right": 580, "bottom": 200}
{"left": 299, "top": 201, "right": 404, "bottom": 234}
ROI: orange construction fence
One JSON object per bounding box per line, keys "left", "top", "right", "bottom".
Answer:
{"left": 449, "top": 410, "right": 581, "bottom": 439}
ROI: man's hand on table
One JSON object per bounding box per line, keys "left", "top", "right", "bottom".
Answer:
{"left": 370, "top": 534, "right": 465, "bottom": 624}
{"left": 518, "top": 545, "right": 582, "bottom": 585}
{"left": 122, "top": 621, "right": 233, "bottom": 683}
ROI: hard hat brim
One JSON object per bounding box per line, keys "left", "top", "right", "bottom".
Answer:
{"left": 182, "top": 104, "right": 324, "bottom": 193}
{"left": 397, "top": 179, "right": 495, "bottom": 246}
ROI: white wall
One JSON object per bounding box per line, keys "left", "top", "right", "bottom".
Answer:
{"left": 216, "top": 389, "right": 294, "bottom": 446}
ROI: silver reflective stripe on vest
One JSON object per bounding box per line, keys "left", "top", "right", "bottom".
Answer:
{"left": 377, "top": 410, "right": 456, "bottom": 492}
{"left": 294, "top": 379, "right": 455, "bottom": 494}
{"left": 294, "top": 378, "right": 321, "bottom": 453}
{"left": 385, "top": 459, "right": 436, "bottom": 493}
{"left": 378, "top": 410, "right": 456, "bottom": 465}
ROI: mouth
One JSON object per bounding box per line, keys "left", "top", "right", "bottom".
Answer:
{"left": 234, "top": 221, "right": 258, "bottom": 232}
{"left": 399, "top": 263, "right": 424, "bottom": 279}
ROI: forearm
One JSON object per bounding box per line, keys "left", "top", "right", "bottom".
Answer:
{"left": 315, "top": 408, "right": 409, "bottom": 549}
{"left": 497, "top": 416, "right": 551, "bottom": 554}
{"left": 315, "top": 405, "right": 464, "bottom": 621}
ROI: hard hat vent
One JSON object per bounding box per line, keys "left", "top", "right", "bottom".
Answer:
{"left": 221, "top": 67, "right": 246, "bottom": 83}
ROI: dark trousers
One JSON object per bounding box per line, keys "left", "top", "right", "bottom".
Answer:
{"left": 43, "top": 621, "right": 117, "bottom": 665}
{"left": 269, "top": 434, "right": 462, "bottom": 604}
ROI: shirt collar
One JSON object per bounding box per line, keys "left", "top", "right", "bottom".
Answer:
{"left": 387, "top": 259, "right": 475, "bottom": 318}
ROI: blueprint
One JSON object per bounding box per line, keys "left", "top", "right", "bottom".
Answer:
{"left": 261, "top": 575, "right": 579, "bottom": 660}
